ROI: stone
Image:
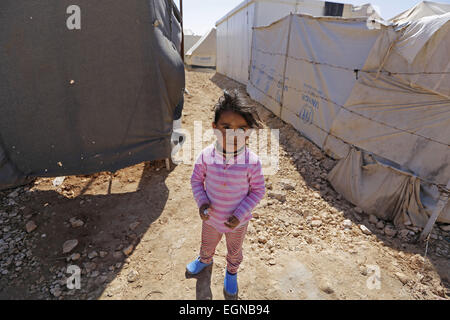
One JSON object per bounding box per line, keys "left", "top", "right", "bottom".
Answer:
{"left": 268, "top": 191, "right": 286, "bottom": 203}
{"left": 123, "top": 245, "right": 134, "bottom": 256}
{"left": 311, "top": 220, "right": 323, "bottom": 227}
{"left": 376, "top": 220, "right": 385, "bottom": 229}
{"left": 354, "top": 207, "right": 363, "bottom": 214}
{"left": 360, "top": 266, "right": 368, "bottom": 276}
{"left": 88, "top": 251, "right": 98, "bottom": 259}
{"left": 406, "top": 226, "right": 420, "bottom": 233}
{"left": 291, "top": 231, "right": 300, "bottom": 237}
{"left": 439, "top": 224, "right": 450, "bottom": 232}
{"left": 113, "top": 251, "right": 123, "bottom": 259}
{"left": 360, "top": 225, "right": 372, "bottom": 235}
{"left": 258, "top": 236, "right": 267, "bottom": 244}
{"left": 129, "top": 222, "right": 140, "bottom": 231}
{"left": 50, "top": 287, "right": 62, "bottom": 298}
{"left": 8, "top": 190, "right": 19, "bottom": 198}
{"left": 70, "top": 253, "right": 81, "bottom": 261}
{"left": 25, "top": 221, "right": 37, "bottom": 233}
{"left": 9, "top": 210, "right": 18, "bottom": 218}
{"left": 322, "top": 159, "right": 336, "bottom": 171}
{"left": 279, "top": 179, "right": 296, "bottom": 191}
{"left": 319, "top": 211, "right": 329, "bottom": 220}
{"left": 398, "top": 229, "right": 410, "bottom": 239}
{"left": 99, "top": 251, "right": 108, "bottom": 258}
{"left": 127, "top": 270, "right": 139, "bottom": 283}
{"left": 410, "top": 254, "right": 425, "bottom": 265}
{"left": 369, "top": 215, "right": 379, "bottom": 225}
{"left": 63, "top": 239, "right": 78, "bottom": 254}
{"left": 384, "top": 225, "right": 397, "bottom": 237}
{"left": 69, "top": 218, "right": 84, "bottom": 228}
{"left": 90, "top": 271, "right": 100, "bottom": 278}
{"left": 319, "top": 283, "right": 334, "bottom": 294}
{"left": 343, "top": 220, "right": 352, "bottom": 228}
{"left": 52, "top": 177, "right": 66, "bottom": 187}
{"left": 313, "top": 192, "right": 321, "bottom": 199}
{"left": 395, "top": 272, "right": 409, "bottom": 285}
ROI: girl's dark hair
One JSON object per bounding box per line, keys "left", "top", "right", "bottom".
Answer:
{"left": 213, "top": 89, "right": 263, "bottom": 129}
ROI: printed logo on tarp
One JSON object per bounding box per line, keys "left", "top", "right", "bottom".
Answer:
{"left": 299, "top": 105, "right": 314, "bottom": 125}
{"left": 299, "top": 85, "right": 322, "bottom": 125}
{"left": 302, "top": 94, "right": 319, "bottom": 109}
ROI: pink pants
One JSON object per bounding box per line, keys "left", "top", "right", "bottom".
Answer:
{"left": 199, "top": 221, "right": 249, "bottom": 274}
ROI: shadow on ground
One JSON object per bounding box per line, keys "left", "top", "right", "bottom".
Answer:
{"left": 0, "top": 160, "right": 173, "bottom": 300}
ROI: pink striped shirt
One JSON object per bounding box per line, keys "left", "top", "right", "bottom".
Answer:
{"left": 191, "top": 144, "right": 266, "bottom": 233}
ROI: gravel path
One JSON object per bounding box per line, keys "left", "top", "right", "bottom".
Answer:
{"left": 0, "top": 70, "right": 448, "bottom": 300}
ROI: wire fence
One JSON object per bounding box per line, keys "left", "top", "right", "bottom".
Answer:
{"left": 250, "top": 63, "right": 450, "bottom": 148}
{"left": 252, "top": 47, "right": 450, "bottom": 77}
{"left": 248, "top": 63, "right": 450, "bottom": 194}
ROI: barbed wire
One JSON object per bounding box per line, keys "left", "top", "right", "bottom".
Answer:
{"left": 252, "top": 47, "right": 450, "bottom": 77}
{"left": 247, "top": 76, "right": 450, "bottom": 193}
{"left": 250, "top": 63, "right": 450, "bottom": 148}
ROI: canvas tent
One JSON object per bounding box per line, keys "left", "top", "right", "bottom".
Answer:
{"left": 216, "top": 0, "right": 382, "bottom": 84}
{"left": 183, "top": 30, "right": 202, "bottom": 55}
{"left": 0, "top": 0, "right": 185, "bottom": 190}
{"left": 185, "top": 28, "right": 217, "bottom": 68}
{"left": 247, "top": 7, "right": 450, "bottom": 227}
{"left": 391, "top": 0, "right": 450, "bottom": 25}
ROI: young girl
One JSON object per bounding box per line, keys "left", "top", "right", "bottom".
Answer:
{"left": 187, "top": 89, "right": 266, "bottom": 298}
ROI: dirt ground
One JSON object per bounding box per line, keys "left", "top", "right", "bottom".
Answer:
{"left": 0, "top": 69, "right": 449, "bottom": 300}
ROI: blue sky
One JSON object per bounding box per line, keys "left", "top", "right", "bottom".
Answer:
{"left": 177, "top": 0, "right": 450, "bottom": 35}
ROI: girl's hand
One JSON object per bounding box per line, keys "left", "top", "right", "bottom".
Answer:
{"left": 199, "top": 203, "right": 210, "bottom": 221}
{"left": 224, "top": 215, "right": 240, "bottom": 229}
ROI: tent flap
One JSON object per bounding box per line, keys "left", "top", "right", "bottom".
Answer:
{"left": 327, "top": 147, "right": 450, "bottom": 227}
{"left": 0, "top": 0, "right": 185, "bottom": 190}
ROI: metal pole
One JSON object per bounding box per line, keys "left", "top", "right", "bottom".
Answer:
{"left": 419, "top": 181, "right": 450, "bottom": 242}
{"left": 180, "top": 0, "right": 185, "bottom": 62}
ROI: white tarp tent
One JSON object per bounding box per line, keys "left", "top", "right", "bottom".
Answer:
{"left": 184, "top": 33, "right": 202, "bottom": 55}
{"left": 391, "top": 0, "right": 450, "bottom": 25}
{"left": 185, "top": 28, "right": 217, "bottom": 67}
{"left": 215, "top": 0, "right": 381, "bottom": 84}
{"left": 247, "top": 9, "right": 450, "bottom": 228}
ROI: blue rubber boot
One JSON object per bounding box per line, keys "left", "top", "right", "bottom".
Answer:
{"left": 224, "top": 270, "right": 238, "bottom": 297}
{"left": 186, "top": 257, "right": 212, "bottom": 275}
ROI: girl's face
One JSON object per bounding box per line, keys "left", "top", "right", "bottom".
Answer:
{"left": 213, "top": 111, "right": 250, "bottom": 153}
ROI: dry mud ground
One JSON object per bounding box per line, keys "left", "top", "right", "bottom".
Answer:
{"left": 0, "top": 70, "right": 449, "bottom": 300}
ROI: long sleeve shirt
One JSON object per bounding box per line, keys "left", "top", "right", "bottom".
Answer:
{"left": 191, "top": 143, "right": 266, "bottom": 233}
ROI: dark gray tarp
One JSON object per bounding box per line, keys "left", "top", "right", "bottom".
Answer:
{"left": 0, "top": 0, "right": 185, "bottom": 190}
